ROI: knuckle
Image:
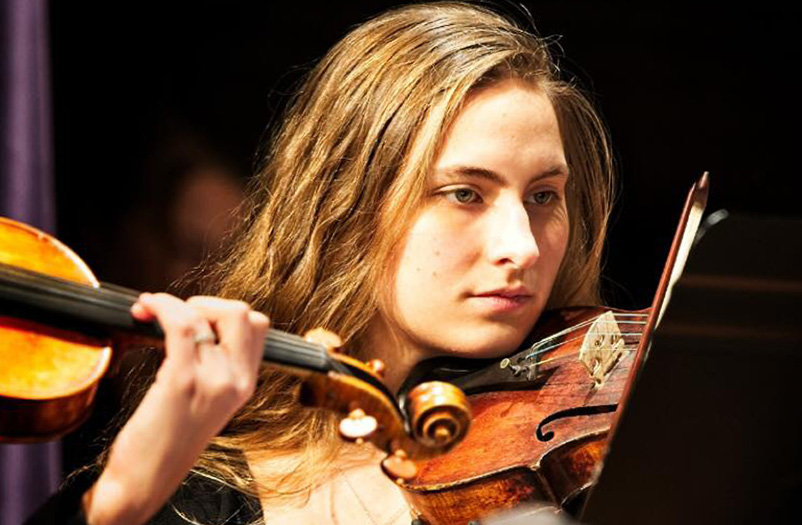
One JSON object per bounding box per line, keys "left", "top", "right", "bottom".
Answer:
{"left": 185, "top": 296, "right": 204, "bottom": 307}
{"left": 150, "top": 292, "right": 177, "bottom": 305}
{"left": 206, "top": 367, "right": 237, "bottom": 392}
{"left": 230, "top": 300, "right": 250, "bottom": 311}
{"left": 186, "top": 295, "right": 218, "bottom": 308}
{"left": 200, "top": 376, "right": 230, "bottom": 401}
{"left": 250, "top": 311, "right": 270, "bottom": 329}
{"left": 174, "top": 318, "right": 201, "bottom": 339}
{"left": 235, "top": 376, "right": 256, "bottom": 399}
{"left": 221, "top": 381, "right": 246, "bottom": 405}
{"left": 228, "top": 301, "right": 251, "bottom": 319}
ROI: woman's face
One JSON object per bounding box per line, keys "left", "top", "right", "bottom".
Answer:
{"left": 384, "top": 79, "right": 570, "bottom": 362}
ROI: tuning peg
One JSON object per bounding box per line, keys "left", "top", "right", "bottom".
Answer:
{"left": 303, "top": 327, "right": 343, "bottom": 351}
{"left": 365, "top": 358, "right": 386, "bottom": 378}
{"left": 381, "top": 449, "right": 418, "bottom": 484}
{"left": 338, "top": 408, "right": 378, "bottom": 443}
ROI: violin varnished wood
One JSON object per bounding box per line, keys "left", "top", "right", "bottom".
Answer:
{"left": 403, "top": 306, "right": 648, "bottom": 524}
{"left": 0, "top": 217, "right": 111, "bottom": 441}
{"left": 0, "top": 317, "right": 110, "bottom": 398}
{"left": 0, "top": 217, "right": 98, "bottom": 283}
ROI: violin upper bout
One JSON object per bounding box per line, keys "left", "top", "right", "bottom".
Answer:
{"left": 0, "top": 217, "right": 99, "bottom": 286}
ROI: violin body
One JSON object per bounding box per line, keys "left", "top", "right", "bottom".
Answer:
{"left": 0, "top": 217, "right": 113, "bottom": 442}
{"left": 404, "top": 306, "right": 649, "bottom": 524}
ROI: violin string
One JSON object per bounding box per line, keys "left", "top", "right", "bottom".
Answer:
{"left": 0, "top": 263, "right": 322, "bottom": 349}
{"left": 525, "top": 313, "right": 648, "bottom": 351}
{"left": 521, "top": 311, "right": 653, "bottom": 367}
{"left": 0, "top": 265, "right": 380, "bottom": 399}
{"left": 0, "top": 263, "right": 333, "bottom": 361}
{"left": 534, "top": 343, "right": 640, "bottom": 368}
{"left": 267, "top": 332, "right": 330, "bottom": 359}
{"left": 522, "top": 312, "right": 648, "bottom": 359}
{"left": 521, "top": 318, "right": 599, "bottom": 354}
{"left": 0, "top": 262, "right": 138, "bottom": 313}
{"left": 514, "top": 312, "right": 651, "bottom": 374}
{"left": 530, "top": 312, "right": 648, "bottom": 346}
{"left": 0, "top": 262, "right": 129, "bottom": 301}
{"left": 267, "top": 338, "right": 330, "bottom": 361}
{"left": 524, "top": 330, "right": 645, "bottom": 360}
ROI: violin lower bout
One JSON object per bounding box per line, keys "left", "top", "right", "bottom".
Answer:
{"left": 403, "top": 431, "right": 609, "bottom": 524}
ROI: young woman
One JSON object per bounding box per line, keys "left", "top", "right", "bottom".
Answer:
{"left": 37, "top": 2, "right": 614, "bottom": 523}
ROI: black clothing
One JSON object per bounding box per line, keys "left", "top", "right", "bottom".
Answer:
{"left": 25, "top": 470, "right": 262, "bottom": 525}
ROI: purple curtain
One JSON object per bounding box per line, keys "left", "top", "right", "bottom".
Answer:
{"left": 0, "top": 0, "right": 60, "bottom": 524}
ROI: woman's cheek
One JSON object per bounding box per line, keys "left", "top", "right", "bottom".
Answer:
{"left": 403, "top": 211, "right": 472, "bottom": 278}
{"left": 538, "top": 208, "right": 570, "bottom": 268}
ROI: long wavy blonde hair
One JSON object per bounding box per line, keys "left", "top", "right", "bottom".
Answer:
{"left": 191, "top": 0, "right": 614, "bottom": 504}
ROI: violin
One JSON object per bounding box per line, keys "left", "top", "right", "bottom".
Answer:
{"left": 0, "top": 216, "right": 471, "bottom": 480}
{"left": 397, "top": 174, "right": 709, "bottom": 524}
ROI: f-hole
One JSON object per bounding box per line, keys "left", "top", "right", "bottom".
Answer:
{"left": 535, "top": 405, "right": 618, "bottom": 441}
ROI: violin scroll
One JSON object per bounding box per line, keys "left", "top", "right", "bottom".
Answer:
{"left": 378, "top": 381, "right": 471, "bottom": 483}
{"left": 300, "top": 351, "right": 471, "bottom": 465}
{"left": 302, "top": 326, "right": 471, "bottom": 459}
{"left": 406, "top": 381, "right": 470, "bottom": 449}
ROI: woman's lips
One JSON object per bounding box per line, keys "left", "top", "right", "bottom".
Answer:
{"left": 468, "top": 292, "right": 533, "bottom": 313}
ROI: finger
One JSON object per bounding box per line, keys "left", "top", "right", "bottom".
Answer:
{"left": 187, "top": 297, "right": 268, "bottom": 407}
{"left": 130, "top": 297, "right": 155, "bottom": 321}
{"left": 137, "top": 293, "right": 216, "bottom": 369}
{"left": 186, "top": 296, "right": 269, "bottom": 364}
{"left": 247, "top": 310, "right": 270, "bottom": 368}
{"left": 185, "top": 296, "right": 269, "bottom": 383}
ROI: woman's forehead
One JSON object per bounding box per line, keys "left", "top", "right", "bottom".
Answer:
{"left": 430, "top": 80, "right": 565, "bottom": 177}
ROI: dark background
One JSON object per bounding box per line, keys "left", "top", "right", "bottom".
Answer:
{"left": 48, "top": 1, "right": 801, "bottom": 309}
{"left": 46, "top": 0, "right": 800, "bottom": 473}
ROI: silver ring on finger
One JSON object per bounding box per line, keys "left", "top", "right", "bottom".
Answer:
{"left": 193, "top": 331, "right": 218, "bottom": 347}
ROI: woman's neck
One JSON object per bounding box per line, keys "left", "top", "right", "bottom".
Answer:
{"left": 361, "top": 315, "right": 428, "bottom": 393}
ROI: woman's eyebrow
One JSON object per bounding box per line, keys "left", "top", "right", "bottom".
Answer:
{"left": 435, "top": 164, "right": 570, "bottom": 184}
{"left": 437, "top": 166, "right": 505, "bottom": 183}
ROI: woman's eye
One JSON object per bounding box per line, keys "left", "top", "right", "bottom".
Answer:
{"left": 529, "top": 191, "right": 556, "bottom": 205}
{"left": 446, "top": 188, "right": 480, "bottom": 204}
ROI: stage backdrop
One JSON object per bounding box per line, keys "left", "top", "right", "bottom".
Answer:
{"left": 0, "top": 0, "right": 60, "bottom": 523}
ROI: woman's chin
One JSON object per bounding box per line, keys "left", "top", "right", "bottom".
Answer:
{"left": 433, "top": 328, "right": 530, "bottom": 360}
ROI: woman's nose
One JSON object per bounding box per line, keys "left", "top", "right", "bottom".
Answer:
{"left": 485, "top": 201, "right": 539, "bottom": 270}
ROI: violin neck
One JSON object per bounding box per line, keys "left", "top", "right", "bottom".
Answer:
{"left": 0, "top": 262, "right": 333, "bottom": 374}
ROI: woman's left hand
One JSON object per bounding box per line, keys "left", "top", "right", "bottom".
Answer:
{"left": 82, "top": 293, "right": 269, "bottom": 525}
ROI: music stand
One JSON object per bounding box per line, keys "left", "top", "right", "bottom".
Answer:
{"left": 580, "top": 213, "right": 802, "bottom": 524}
